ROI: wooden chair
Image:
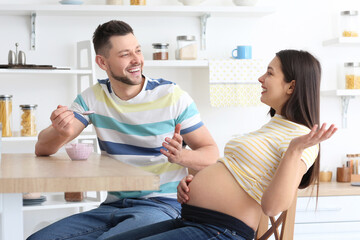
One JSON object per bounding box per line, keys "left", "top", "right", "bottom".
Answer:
{"left": 255, "top": 197, "right": 297, "bottom": 240}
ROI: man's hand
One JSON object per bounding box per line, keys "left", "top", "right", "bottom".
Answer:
{"left": 160, "top": 124, "right": 184, "bottom": 164}
{"left": 50, "top": 105, "right": 77, "bottom": 138}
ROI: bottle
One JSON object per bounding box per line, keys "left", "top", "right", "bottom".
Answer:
{"left": 19, "top": 104, "right": 38, "bottom": 137}
{"left": 340, "top": 11, "right": 359, "bottom": 37}
{"left": 175, "top": 35, "right": 197, "bottom": 60}
{"left": 0, "top": 95, "right": 13, "bottom": 137}
{"left": 152, "top": 43, "right": 169, "bottom": 60}
{"left": 344, "top": 62, "right": 360, "bottom": 89}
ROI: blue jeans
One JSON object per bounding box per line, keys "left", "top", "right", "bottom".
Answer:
{"left": 26, "top": 197, "right": 181, "bottom": 240}
{"left": 104, "top": 218, "right": 247, "bottom": 240}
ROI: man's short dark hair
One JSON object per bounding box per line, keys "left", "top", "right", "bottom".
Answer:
{"left": 92, "top": 20, "right": 134, "bottom": 57}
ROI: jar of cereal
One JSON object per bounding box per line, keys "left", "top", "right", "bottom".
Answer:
{"left": 344, "top": 62, "right": 360, "bottom": 89}
{"left": 20, "top": 104, "right": 38, "bottom": 137}
{"left": 340, "top": 11, "right": 359, "bottom": 37}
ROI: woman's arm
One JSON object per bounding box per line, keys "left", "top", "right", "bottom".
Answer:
{"left": 261, "top": 124, "right": 337, "bottom": 216}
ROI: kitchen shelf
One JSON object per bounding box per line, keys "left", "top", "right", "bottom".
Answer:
{"left": 0, "top": 4, "right": 275, "bottom": 50}
{"left": 144, "top": 60, "right": 208, "bottom": 68}
{"left": 322, "top": 37, "right": 360, "bottom": 46}
{"left": 0, "top": 69, "right": 92, "bottom": 74}
{"left": 0, "top": 4, "right": 276, "bottom": 17}
{"left": 321, "top": 89, "right": 360, "bottom": 96}
{"left": 22, "top": 198, "right": 101, "bottom": 211}
{"left": 321, "top": 89, "right": 360, "bottom": 128}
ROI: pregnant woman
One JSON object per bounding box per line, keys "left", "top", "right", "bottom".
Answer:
{"left": 105, "top": 49, "right": 337, "bottom": 240}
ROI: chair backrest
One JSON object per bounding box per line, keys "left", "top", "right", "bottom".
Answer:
{"left": 255, "top": 196, "right": 297, "bottom": 240}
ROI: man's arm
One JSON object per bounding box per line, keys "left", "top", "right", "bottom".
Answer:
{"left": 160, "top": 124, "right": 219, "bottom": 171}
{"left": 35, "top": 105, "right": 85, "bottom": 156}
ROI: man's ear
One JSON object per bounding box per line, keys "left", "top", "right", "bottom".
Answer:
{"left": 287, "top": 80, "right": 296, "bottom": 94}
{"left": 95, "top": 55, "right": 107, "bottom": 71}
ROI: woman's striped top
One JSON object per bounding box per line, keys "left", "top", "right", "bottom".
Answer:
{"left": 220, "top": 114, "right": 319, "bottom": 204}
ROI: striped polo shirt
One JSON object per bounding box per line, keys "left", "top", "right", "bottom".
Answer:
{"left": 70, "top": 76, "right": 203, "bottom": 201}
{"left": 220, "top": 114, "right": 319, "bottom": 204}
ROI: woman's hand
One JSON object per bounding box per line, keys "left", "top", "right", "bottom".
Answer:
{"left": 177, "top": 175, "right": 194, "bottom": 204}
{"left": 289, "top": 123, "right": 337, "bottom": 152}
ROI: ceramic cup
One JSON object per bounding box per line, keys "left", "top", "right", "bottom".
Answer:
{"left": 232, "top": 45, "right": 252, "bottom": 59}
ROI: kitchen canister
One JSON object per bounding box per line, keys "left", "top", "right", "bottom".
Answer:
{"left": 152, "top": 43, "right": 169, "bottom": 60}
{"left": 19, "top": 104, "right": 38, "bottom": 137}
{"left": 344, "top": 62, "right": 360, "bottom": 89}
{"left": 175, "top": 35, "right": 197, "bottom": 60}
{"left": 0, "top": 95, "right": 13, "bottom": 137}
{"left": 130, "top": 0, "right": 146, "bottom": 5}
{"left": 340, "top": 10, "right": 359, "bottom": 37}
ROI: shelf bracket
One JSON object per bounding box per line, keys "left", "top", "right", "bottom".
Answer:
{"left": 341, "top": 96, "right": 354, "bottom": 128}
{"left": 30, "top": 12, "right": 36, "bottom": 50}
{"left": 200, "top": 13, "right": 211, "bottom": 51}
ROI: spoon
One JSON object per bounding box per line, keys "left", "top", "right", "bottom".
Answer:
{"left": 82, "top": 110, "right": 95, "bottom": 115}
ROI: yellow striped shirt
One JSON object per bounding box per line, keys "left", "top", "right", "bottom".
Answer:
{"left": 220, "top": 114, "right": 319, "bottom": 204}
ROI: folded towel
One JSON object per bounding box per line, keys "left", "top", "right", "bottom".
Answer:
{"left": 209, "top": 59, "right": 265, "bottom": 107}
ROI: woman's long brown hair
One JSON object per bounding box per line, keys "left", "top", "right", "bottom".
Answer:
{"left": 269, "top": 50, "right": 321, "bottom": 191}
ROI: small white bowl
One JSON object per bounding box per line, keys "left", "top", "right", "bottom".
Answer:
{"left": 65, "top": 143, "right": 93, "bottom": 160}
{"left": 178, "top": 0, "right": 205, "bottom": 6}
{"left": 233, "top": 0, "right": 258, "bottom": 6}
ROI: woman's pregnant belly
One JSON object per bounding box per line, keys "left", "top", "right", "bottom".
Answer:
{"left": 186, "top": 162, "right": 262, "bottom": 230}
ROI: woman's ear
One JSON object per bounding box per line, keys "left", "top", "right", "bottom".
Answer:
{"left": 95, "top": 55, "right": 108, "bottom": 71}
{"left": 287, "top": 80, "right": 296, "bottom": 94}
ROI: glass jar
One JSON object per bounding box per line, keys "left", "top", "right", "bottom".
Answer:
{"left": 340, "top": 11, "right": 359, "bottom": 37}
{"left": 175, "top": 35, "right": 197, "bottom": 60}
{"left": 20, "top": 104, "right": 38, "bottom": 137}
{"left": 152, "top": 43, "right": 169, "bottom": 60}
{"left": 130, "top": 0, "right": 146, "bottom": 5}
{"left": 0, "top": 95, "right": 13, "bottom": 137}
{"left": 346, "top": 154, "right": 360, "bottom": 175}
{"left": 344, "top": 62, "right": 360, "bottom": 89}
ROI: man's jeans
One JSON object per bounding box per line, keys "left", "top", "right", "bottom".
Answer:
{"left": 26, "top": 197, "right": 181, "bottom": 240}
{"left": 104, "top": 218, "right": 248, "bottom": 240}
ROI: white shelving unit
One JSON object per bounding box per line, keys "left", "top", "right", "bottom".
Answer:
{"left": 321, "top": 89, "right": 360, "bottom": 128}
{"left": 323, "top": 37, "right": 360, "bottom": 46}
{"left": 0, "top": 4, "right": 276, "bottom": 50}
{"left": 144, "top": 60, "right": 208, "bottom": 68}
{"left": 322, "top": 36, "right": 360, "bottom": 128}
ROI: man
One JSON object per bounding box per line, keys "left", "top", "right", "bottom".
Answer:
{"left": 28, "top": 20, "right": 219, "bottom": 240}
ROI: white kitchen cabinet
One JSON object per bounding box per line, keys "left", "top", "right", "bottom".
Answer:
{"left": 294, "top": 182, "right": 360, "bottom": 240}
{"left": 295, "top": 196, "right": 360, "bottom": 240}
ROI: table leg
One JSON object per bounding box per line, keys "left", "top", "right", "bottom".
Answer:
{"left": 0, "top": 193, "right": 23, "bottom": 240}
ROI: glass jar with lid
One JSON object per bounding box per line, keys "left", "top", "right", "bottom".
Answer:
{"left": 340, "top": 11, "right": 359, "bottom": 37}
{"left": 130, "top": 0, "right": 146, "bottom": 5}
{"left": 152, "top": 43, "right": 169, "bottom": 60}
{"left": 175, "top": 35, "right": 197, "bottom": 60}
{"left": 20, "top": 104, "right": 38, "bottom": 137}
{"left": 344, "top": 62, "right": 360, "bottom": 89}
{"left": 0, "top": 95, "right": 13, "bottom": 137}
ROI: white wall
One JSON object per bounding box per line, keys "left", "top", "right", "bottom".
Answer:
{"left": 1, "top": 0, "right": 360, "bottom": 237}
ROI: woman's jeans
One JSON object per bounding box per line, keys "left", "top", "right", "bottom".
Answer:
{"left": 26, "top": 197, "right": 181, "bottom": 240}
{"left": 104, "top": 218, "right": 247, "bottom": 240}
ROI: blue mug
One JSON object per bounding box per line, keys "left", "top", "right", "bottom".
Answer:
{"left": 232, "top": 46, "right": 252, "bottom": 59}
